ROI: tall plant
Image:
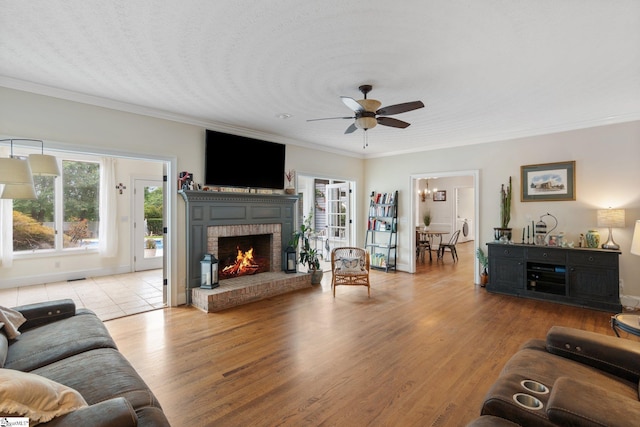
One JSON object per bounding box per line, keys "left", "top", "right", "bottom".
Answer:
{"left": 500, "top": 176, "right": 512, "bottom": 228}
{"left": 290, "top": 210, "right": 320, "bottom": 271}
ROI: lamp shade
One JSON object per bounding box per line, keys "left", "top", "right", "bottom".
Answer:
{"left": 631, "top": 220, "right": 640, "bottom": 256}
{"left": 29, "top": 154, "right": 61, "bottom": 176}
{"left": 0, "top": 157, "right": 34, "bottom": 185}
{"left": 597, "top": 209, "right": 625, "bottom": 228}
{"left": 355, "top": 116, "right": 378, "bottom": 130}
{"left": 1, "top": 183, "right": 36, "bottom": 199}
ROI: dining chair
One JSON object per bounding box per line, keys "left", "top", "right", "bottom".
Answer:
{"left": 416, "top": 230, "right": 431, "bottom": 262}
{"left": 438, "top": 229, "right": 461, "bottom": 262}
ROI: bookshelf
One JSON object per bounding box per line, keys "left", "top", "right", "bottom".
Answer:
{"left": 365, "top": 191, "right": 398, "bottom": 272}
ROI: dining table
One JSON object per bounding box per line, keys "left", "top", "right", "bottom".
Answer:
{"left": 418, "top": 230, "right": 450, "bottom": 261}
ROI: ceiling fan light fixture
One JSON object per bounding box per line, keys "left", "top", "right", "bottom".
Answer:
{"left": 357, "top": 99, "right": 382, "bottom": 112}
{"left": 355, "top": 117, "right": 377, "bottom": 130}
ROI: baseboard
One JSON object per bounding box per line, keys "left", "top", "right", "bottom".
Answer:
{"left": 0, "top": 265, "right": 132, "bottom": 289}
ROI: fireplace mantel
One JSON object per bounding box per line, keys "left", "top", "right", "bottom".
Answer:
{"left": 179, "top": 190, "right": 298, "bottom": 304}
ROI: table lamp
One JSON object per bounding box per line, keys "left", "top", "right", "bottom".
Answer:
{"left": 597, "top": 208, "right": 625, "bottom": 250}
{"left": 631, "top": 220, "right": 640, "bottom": 256}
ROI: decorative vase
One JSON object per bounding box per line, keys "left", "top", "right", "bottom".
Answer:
{"left": 310, "top": 269, "right": 323, "bottom": 285}
{"left": 285, "top": 187, "right": 296, "bottom": 195}
{"left": 480, "top": 269, "right": 489, "bottom": 287}
{"left": 586, "top": 229, "right": 600, "bottom": 248}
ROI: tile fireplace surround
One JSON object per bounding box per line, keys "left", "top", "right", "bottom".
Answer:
{"left": 180, "top": 190, "right": 311, "bottom": 311}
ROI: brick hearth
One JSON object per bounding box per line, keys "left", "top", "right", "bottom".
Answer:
{"left": 192, "top": 272, "right": 311, "bottom": 313}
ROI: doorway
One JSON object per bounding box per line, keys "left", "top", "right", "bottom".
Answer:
{"left": 411, "top": 170, "right": 480, "bottom": 283}
{"left": 133, "top": 179, "right": 164, "bottom": 272}
{"left": 296, "top": 175, "right": 355, "bottom": 269}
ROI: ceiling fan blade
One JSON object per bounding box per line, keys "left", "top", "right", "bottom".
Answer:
{"left": 341, "top": 96, "right": 365, "bottom": 113}
{"left": 344, "top": 123, "right": 358, "bottom": 134}
{"left": 376, "top": 101, "right": 424, "bottom": 116}
{"left": 377, "top": 117, "right": 411, "bottom": 129}
{"left": 307, "top": 116, "right": 354, "bottom": 122}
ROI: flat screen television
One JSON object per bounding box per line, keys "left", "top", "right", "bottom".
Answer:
{"left": 204, "top": 129, "right": 286, "bottom": 189}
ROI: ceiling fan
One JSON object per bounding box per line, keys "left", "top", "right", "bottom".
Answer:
{"left": 308, "top": 84, "right": 425, "bottom": 134}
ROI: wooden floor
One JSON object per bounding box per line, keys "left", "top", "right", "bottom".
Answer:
{"left": 105, "top": 242, "right": 619, "bottom": 426}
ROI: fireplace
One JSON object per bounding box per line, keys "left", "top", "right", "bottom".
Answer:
{"left": 180, "top": 190, "right": 299, "bottom": 306}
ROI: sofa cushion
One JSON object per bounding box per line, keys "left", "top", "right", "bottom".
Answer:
{"left": 5, "top": 310, "right": 117, "bottom": 372}
{"left": 0, "top": 368, "right": 88, "bottom": 424}
{"left": 0, "top": 331, "right": 7, "bottom": 368}
{"left": 33, "top": 347, "right": 163, "bottom": 411}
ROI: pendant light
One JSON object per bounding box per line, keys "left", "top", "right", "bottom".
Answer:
{"left": 0, "top": 138, "right": 60, "bottom": 185}
{"left": 29, "top": 139, "right": 61, "bottom": 176}
{"left": 1, "top": 183, "right": 37, "bottom": 199}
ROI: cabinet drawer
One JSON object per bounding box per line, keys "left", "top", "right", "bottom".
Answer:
{"left": 526, "top": 247, "right": 566, "bottom": 263}
{"left": 568, "top": 251, "right": 618, "bottom": 268}
{"left": 488, "top": 245, "right": 524, "bottom": 259}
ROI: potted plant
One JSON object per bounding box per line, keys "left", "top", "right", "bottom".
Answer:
{"left": 290, "top": 211, "right": 323, "bottom": 284}
{"left": 494, "top": 176, "right": 512, "bottom": 241}
{"left": 476, "top": 247, "right": 489, "bottom": 286}
{"left": 423, "top": 210, "right": 432, "bottom": 231}
{"left": 144, "top": 237, "right": 157, "bottom": 257}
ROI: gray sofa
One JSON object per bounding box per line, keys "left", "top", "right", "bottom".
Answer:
{"left": 0, "top": 299, "right": 170, "bottom": 426}
{"left": 467, "top": 325, "right": 640, "bottom": 426}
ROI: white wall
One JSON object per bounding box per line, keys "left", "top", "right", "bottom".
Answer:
{"left": 365, "top": 121, "right": 640, "bottom": 307}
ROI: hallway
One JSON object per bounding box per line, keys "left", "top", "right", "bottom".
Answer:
{"left": 0, "top": 269, "right": 165, "bottom": 321}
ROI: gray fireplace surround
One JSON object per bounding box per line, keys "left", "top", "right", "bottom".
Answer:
{"left": 179, "top": 190, "right": 298, "bottom": 304}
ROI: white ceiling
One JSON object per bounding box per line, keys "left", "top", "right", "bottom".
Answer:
{"left": 1, "top": 1, "right": 639, "bottom": 158}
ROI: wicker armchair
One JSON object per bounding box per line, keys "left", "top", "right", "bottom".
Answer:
{"left": 331, "top": 247, "right": 371, "bottom": 297}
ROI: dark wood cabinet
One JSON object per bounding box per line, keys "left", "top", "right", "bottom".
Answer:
{"left": 487, "top": 243, "right": 621, "bottom": 312}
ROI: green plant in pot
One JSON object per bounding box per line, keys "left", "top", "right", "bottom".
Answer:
{"left": 290, "top": 211, "right": 323, "bottom": 284}
{"left": 144, "top": 237, "right": 157, "bottom": 257}
{"left": 476, "top": 247, "right": 489, "bottom": 286}
{"left": 494, "top": 176, "right": 513, "bottom": 242}
{"left": 145, "top": 237, "right": 157, "bottom": 249}
{"left": 423, "top": 210, "right": 432, "bottom": 230}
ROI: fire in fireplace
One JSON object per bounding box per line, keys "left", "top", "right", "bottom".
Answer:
{"left": 218, "top": 234, "right": 272, "bottom": 279}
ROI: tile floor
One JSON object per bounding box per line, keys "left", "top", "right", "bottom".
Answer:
{"left": 0, "top": 269, "right": 165, "bottom": 321}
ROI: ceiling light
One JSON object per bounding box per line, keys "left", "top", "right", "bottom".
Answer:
{"left": 0, "top": 157, "right": 33, "bottom": 185}
{"left": 275, "top": 113, "right": 292, "bottom": 119}
{"left": 355, "top": 116, "right": 377, "bottom": 130}
{"left": 0, "top": 138, "right": 60, "bottom": 180}
{"left": 1, "top": 183, "right": 36, "bottom": 199}
{"left": 29, "top": 153, "right": 60, "bottom": 176}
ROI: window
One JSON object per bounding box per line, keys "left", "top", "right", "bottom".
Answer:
{"left": 12, "top": 156, "right": 101, "bottom": 253}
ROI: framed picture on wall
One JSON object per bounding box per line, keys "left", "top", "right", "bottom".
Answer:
{"left": 521, "top": 160, "right": 576, "bottom": 202}
{"left": 433, "top": 190, "right": 446, "bottom": 201}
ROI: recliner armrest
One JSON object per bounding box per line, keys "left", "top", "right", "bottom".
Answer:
{"left": 546, "top": 325, "right": 640, "bottom": 383}
{"left": 547, "top": 376, "right": 640, "bottom": 427}
{"left": 43, "top": 397, "right": 137, "bottom": 427}
{"left": 13, "top": 299, "right": 76, "bottom": 332}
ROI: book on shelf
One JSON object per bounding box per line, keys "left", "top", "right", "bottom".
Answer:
{"left": 372, "top": 192, "right": 396, "bottom": 205}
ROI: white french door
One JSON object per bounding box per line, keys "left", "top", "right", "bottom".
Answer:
{"left": 325, "top": 182, "right": 351, "bottom": 252}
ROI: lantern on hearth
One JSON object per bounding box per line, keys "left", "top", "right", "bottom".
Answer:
{"left": 284, "top": 246, "right": 297, "bottom": 274}
{"left": 200, "top": 253, "right": 219, "bottom": 289}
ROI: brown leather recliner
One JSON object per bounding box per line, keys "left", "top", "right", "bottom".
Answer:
{"left": 471, "top": 325, "right": 640, "bottom": 426}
